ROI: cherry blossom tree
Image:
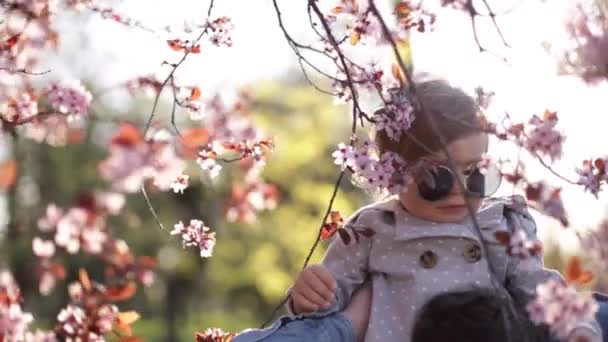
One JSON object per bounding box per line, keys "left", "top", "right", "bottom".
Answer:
{"left": 1, "top": 0, "right": 608, "bottom": 341}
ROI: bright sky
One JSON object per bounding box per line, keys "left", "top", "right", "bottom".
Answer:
{"left": 41, "top": 0, "right": 608, "bottom": 250}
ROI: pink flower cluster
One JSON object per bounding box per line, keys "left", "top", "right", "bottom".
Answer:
{"left": 197, "top": 144, "right": 223, "bottom": 179}
{"left": 56, "top": 303, "right": 118, "bottom": 341}
{"left": 524, "top": 112, "right": 564, "bottom": 162}
{"left": 171, "top": 219, "right": 217, "bottom": 258}
{"left": 527, "top": 279, "right": 598, "bottom": 339}
{"left": 497, "top": 229, "right": 543, "bottom": 259}
{"left": 0, "top": 295, "right": 34, "bottom": 340}
{"left": 525, "top": 182, "right": 569, "bottom": 227}
{"left": 0, "top": 270, "right": 56, "bottom": 341}
{"left": 46, "top": 81, "right": 93, "bottom": 119}
{"left": 576, "top": 158, "right": 607, "bottom": 197}
{"left": 332, "top": 139, "right": 408, "bottom": 194}
{"left": 373, "top": 87, "right": 415, "bottom": 141}
{"left": 208, "top": 17, "right": 233, "bottom": 47}
{"left": 0, "top": 93, "right": 38, "bottom": 123}
{"left": 225, "top": 181, "right": 279, "bottom": 223}
{"left": 37, "top": 204, "right": 109, "bottom": 255}
{"left": 562, "top": 4, "right": 608, "bottom": 84}
{"left": 98, "top": 124, "right": 185, "bottom": 193}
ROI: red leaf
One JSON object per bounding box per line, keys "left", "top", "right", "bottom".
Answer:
{"left": 111, "top": 123, "right": 145, "bottom": 147}
{"left": 566, "top": 256, "right": 594, "bottom": 286}
{"left": 137, "top": 256, "right": 158, "bottom": 269}
{"left": 4, "top": 33, "right": 20, "bottom": 49}
{"left": 167, "top": 39, "right": 184, "bottom": 51}
{"left": 525, "top": 184, "right": 542, "bottom": 201}
{"left": 52, "top": 264, "right": 66, "bottom": 279}
{"left": 0, "top": 160, "right": 18, "bottom": 191}
{"left": 119, "top": 337, "right": 144, "bottom": 342}
{"left": 494, "top": 231, "right": 511, "bottom": 245}
{"left": 191, "top": 86, "right": 202, "bottom": 100}
{"left": 337, "top": 228, "right": 351, "bottom": 245}
{"left": 394, "top": 2, "right": 412, "bottom": 17}
{"left": 330, "top": 6, "right": 344, "bottom": 14}
{"left": 594, "top": 158, "right": 605, "bottom": 172}
{"left": 543, "top": 110, "right": 558, "bottom": 121}
{"left": 106, "top": 282, "right": 137, "bottom": 302}
{"left": 179, "top": 127, "right": 209, "bottom": 159}
{"left": 190, "top": 44, "right": 201, "bottom": 54}
{"left": 321, "top": 223, "right": 338, "bottom": 240}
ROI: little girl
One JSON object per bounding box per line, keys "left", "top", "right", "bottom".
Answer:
{"left": 232, "top": 79, "right": 603, "bottom": 342}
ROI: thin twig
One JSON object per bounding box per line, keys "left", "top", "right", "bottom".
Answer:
{"left": 260, "top": 171, "right": 345, "bottom": 328}
{"left": 141, "top": 184, "right": 169, "bottom": 234}
{"left": 0, "top": 67, "right": 49, "bottom": 75}
{"left": 143, "top": 0, "right": 216, "bottom": 136}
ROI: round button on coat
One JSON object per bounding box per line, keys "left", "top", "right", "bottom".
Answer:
{"left": 419, "top": 250, "right": 438, "bottom": 268}
{"left": 463, "top": 243, "right": 482, "bottom": 263}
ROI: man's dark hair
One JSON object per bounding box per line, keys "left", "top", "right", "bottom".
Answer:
{"left": 411, "top": 288, "right": 549, "bottom": 342}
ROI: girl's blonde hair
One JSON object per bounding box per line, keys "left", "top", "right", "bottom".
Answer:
{"left": 374, "top": 79, "right": 483, "bottom": 161}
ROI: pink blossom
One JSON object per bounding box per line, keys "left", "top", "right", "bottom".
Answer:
{"left": 54, "top": 208, "right": 87, "bottom": 254}
{"left": 0, "top": 303, "right": 34, "bottom": 340}
{"left": 4, "top": 0, "right": 57, "bottom": 16}
{"left": 68, "top": 282, "right": 83, "bottom": 301}
{"left": 374, "top": 88, "right": 415, "bottom": 141}
{"left": 208, "top": 17, "right": 233, "bottom": 47}
{"left": 527, "top": 279, "right": 598, "bottom": 339}
{"left": 38, "top": 204, "right": 64, "bottom": 232}
{"left": 95, "top": 191, "right": 126, "bottom": 215}
{"left": 225, "top": 182, "right": 279, "bottom": 223}
{"left": 24, "top": 115, "right": 83, "bottom": 146}
{"left": 95, "top": 305, "right": 118, "bottom": 334}
{"left": 0, "top": 270, "right": 20, "bottom": 300}
{"left": 38, "top": 271, "right": 57, "bottom": 296}
{"left": 576, "top": 158, "right": 607, "bottom": 197}
{"left": 332, "top": 138, "right": 408, "bottom": 195}
{"left": 561, "top": 4, "right": 608, "bottom": 83}
{"left": 32, "top": 237, "right": 55, "bottom": 258}
{"left": 197, "top": 147, "right": 222, "bottom": 178}
{"left": 171, "top": 219, "right": 216, "bottom": 258}
{"left": 125, "top": 75, "right": 162, "bottom": 97}
{"left": 524, "top": 113, "right": 564, "bottom": 161}
{"left": 170, "top": 173, "right": 189, "bottom": 194}
{"left": 504, "top": 229, "right": 542, "bottom": 259}
{"left": 526, "top": 182, "right": 569, "bottom": 227}
{"left": 0, "top": 93, "right": 38, "bottom": 123}
{"left": 57, "top": 305, "right": 86, "bottom": 337}
{"left": 99, "top": 125, "right": 186, "bottom": 193}
{"left": 25, "top": 330, "right": 57, "bottom": 341}
{"left": 81, "top": 228, "right": 107, "bottom": 254}
{"left": 46, "top": 80, "right": 93, "bottom": 118}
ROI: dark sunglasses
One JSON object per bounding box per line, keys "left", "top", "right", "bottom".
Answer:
{"left": 414, "top": 163, "right": 502, "bottom": 202}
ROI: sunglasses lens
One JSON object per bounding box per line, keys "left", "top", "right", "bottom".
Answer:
{"left": 417, "top": 166, "right": 454, "bottom": 201}
{"left": 466, "top": 164, "right": 501, "bottom": 197}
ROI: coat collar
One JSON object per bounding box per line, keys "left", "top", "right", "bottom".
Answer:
{"left": 373, "top": 196, "right": 507, "bottom": 241}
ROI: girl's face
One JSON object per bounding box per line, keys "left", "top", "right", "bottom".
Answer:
{"left": 398, "top": 133, "right": 489, "bottom": 223}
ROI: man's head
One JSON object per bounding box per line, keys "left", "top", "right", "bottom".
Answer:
{"left": 411, "top": 289, "right": 549, "bottom": 342}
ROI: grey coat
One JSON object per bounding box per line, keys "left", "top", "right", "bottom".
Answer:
{"left": 287, "top": 196, "right": 601, "bottom": 342}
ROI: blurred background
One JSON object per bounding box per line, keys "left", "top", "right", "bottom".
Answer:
{"left": 1, "top": 0, "right": 608, "bottom": 340}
